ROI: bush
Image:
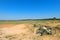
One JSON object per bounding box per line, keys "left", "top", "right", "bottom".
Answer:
{"left": 33, "top": 24, "right": 37, "bottom": 27}
{"left": 55, "top": 25, "right": 60, "bottom": 30}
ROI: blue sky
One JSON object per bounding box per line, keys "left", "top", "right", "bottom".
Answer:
{"left": 0, "top": 0, "right": 60, "bottom": 20}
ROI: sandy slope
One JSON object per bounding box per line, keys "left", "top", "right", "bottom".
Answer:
{"left": 1, "top": 24, "right": 32, "bottom": 35}
{"left": 0, "top": 24, "right": 60, "bottom": 40}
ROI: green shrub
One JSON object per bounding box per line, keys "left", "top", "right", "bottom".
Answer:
{"left": 55, "top": 25, "right": 60, "bottom": 30}
{"left": 33, "top": 24, "right": 37, "bottom": 27}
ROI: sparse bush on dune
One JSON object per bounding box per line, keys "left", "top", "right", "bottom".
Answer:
{"left": 33, "top": 24, "right": 37, "bottom": 27}
{"left": 55, "top": 25, "right": 60, "bottom": 30}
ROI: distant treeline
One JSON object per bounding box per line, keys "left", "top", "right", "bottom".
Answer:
{"left": 0, "top": 18, "right": 60, "bottom": 21}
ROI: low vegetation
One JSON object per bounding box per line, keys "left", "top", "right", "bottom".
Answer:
{"left": 55, "top": 25, "right": 60, "bottom": 30}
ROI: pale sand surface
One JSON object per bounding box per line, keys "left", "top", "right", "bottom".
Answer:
{"left": 0, "top": 24, "right": 59, "bottom": 40}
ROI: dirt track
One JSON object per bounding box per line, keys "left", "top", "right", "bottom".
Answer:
{"left": 0, "top": 24, "right": 60, "bottom": 40}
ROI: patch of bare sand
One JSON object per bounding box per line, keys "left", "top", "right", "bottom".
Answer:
{"left": 1, "top": 24, "right": 33, "bottom": 35}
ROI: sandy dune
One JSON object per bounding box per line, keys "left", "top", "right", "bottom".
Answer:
{"left": 0, "top": 24, "right": 60, "bottom": 40}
